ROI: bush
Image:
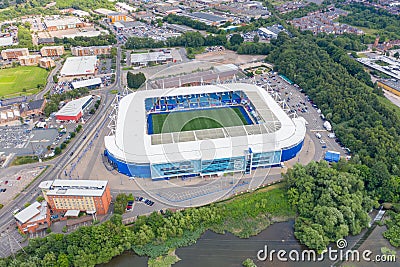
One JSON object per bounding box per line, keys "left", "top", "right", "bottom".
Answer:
{"left": 54, "top": 147, "right": 61, "bottom": 155}
{"left": 127, "top": 72, "right": 146, "bottom": 89}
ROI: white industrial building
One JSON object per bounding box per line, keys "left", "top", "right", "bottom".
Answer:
{"left": 130, "top": 51, "right": 173, "bottom": 66}
{"left": 59, "top": 56, "right": 98, "bottom": 81}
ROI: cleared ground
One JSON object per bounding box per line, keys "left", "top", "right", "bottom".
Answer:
{"left": 0, "top": 66, "right": 48, "bottom": 97}
{"left": 150, "top": 107, "right": 249, "bottom": 134}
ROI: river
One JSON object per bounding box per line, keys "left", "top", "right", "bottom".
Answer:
{"left": 101, "top": 220, "right": 341, "bottom": 267}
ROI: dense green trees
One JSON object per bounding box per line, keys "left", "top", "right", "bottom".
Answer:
{"left": 0, "top": 186, "right": 293, "bottom": 266}
{"left": 338, "top": 3, "right": 400, "bottom": 40}
{"left": 383, "top": 211, "right": 400, "bottom": 247}
{"left": 229, "top": 34, "right": 244, "bottom": 46}
{"left": 127, "top": 72, "right": 146, "bottom": 89}
{"left": 125, "top": 32, "right": 227, "bottom": 50}
{"left": 267, "top": 32, "right": 400, "bottom": 203}
{"left": 54, "top": 35, "right": 116, "bottom": 48}
{"left": 164, "top": 14, "right": 219, "bottom": 33}
{"left": 285, "top": 162, "right": 374, "bottom": 251}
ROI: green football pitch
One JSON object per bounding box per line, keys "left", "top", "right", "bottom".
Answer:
{"left": 0, "top": 66, "right": 48, "bottom": 97}
{"left": 150, "top": 107, "right": 250, "bottom": 134}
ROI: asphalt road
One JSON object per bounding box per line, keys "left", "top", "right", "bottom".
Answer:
{"left": 0, "top": 47, "right": 123, "bottom": 235}
{"left": 34, "top": 61, "right": 62, "bottom": 100}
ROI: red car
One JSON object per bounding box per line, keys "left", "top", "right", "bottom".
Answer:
{"left": 4, "top": 181, "right": 8, "bottom": 185}
{"left": 17, "top": 176, "right": 21, "bottom": 180}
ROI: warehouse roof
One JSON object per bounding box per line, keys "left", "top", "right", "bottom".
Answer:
{"left": 0, "top": 36, "right": 13, "bottom": 46}
{"left": 60, "top": 56, "right": 97, "bottom": 76}
{"left": 72, "top": 78, "right": 102, "bottom": 89}
{"left": 131, "top": 51, "right": 173, "bottom": 63}
{"left": 190, "top": 12, "right": 227, "bottom": 22}
{"left": 55, "top": 95, "right": 93, "bottom": 117}
{"left": 26, "top": 99, "right": 45, "bottom": 111}
{"left": 44, "top": 17, "right": 82, "bottom": 28}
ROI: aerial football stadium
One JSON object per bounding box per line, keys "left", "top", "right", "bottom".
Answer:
{"left": 104, "top": 83, "right": 306, "bottom": 180}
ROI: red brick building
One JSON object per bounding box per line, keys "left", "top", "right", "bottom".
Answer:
{"left": 14, "top": 201, "right": 51, "bottom": 234}
{"left": 39, "top": 180, "right": 112, "bottom": 215}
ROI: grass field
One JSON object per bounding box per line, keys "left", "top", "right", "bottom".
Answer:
{"left": 150, "top": 107, "right": 250, "bottom": 134}
{"left": 0, "top": 66, "right": 48, "bottom": 98}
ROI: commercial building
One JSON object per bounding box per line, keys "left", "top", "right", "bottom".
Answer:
{"left": 44, "top": 16, "right": 84, "bottom": 31}
{"left": 130, "top": 51, "right": 173, "bottom": 66}
{"left": 1, "top": 48, "right": 29, "bottom": 60}
{"left": 59, "top": 56, "right": 98, "bottom": 80}
{"left": 39, "top": 57, "right": 56, "bottom": 69}
{"left": 115, "top": 2, "right": 136, "bottom": 13}
{"left": 55, "top": 95, "right": 93, "bottom": 121}
{"left": 107, "top": 12, "right": 127, "bottom": 23}
{"left": 71, "top": 45, "right": 112, "bottom": 56}
{"left": 185, "top": 12, "right": 228, "bottom": 26}
{"left": 39, "top": 180, "right": 112, "bottom": 215}
{"left": 18, "top": 55, "right": 41, "bottom": 66}
{"left": 40, "top": 46, "right": 65, "bottom": 57}
{"left": 14, "top": 201, "right": 51, "bottom": 234}
{"left": 21, "top": 99, "right": 46, "bottom": 117}
{"left": 71, "top": 77, "right": 102, "bottom": 89}
{"left": 104, "top": 83, "right": 306, "bottom": 179}
{"left": 377, "top": 79, "right": 400, "bottom": 96}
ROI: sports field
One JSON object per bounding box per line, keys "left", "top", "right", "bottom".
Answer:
{"left": 150, "top": 106, "right": 252, "bottom": 134}
{"left": 0, "top": 66, "right": 48, "bottom": 97}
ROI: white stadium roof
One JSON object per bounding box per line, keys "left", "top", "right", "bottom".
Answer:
{"left": 60, "top": 56, "right": 97, "bottom": 77}
{"left": 55, "top": 95, "right": 93, "bottom": 117}
{"left": 105, "top": 83, "right": 306, "bottom": 165}
{"left": 72, "top": 77, "right": 102, "bottom": 89}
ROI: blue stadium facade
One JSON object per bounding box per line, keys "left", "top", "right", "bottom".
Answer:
{"left": 104, "top": 84, "right": 306, "bottom": 180}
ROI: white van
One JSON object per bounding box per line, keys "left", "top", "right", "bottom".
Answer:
{"left": 315, "top": 133, "right": 322, "bottom": 139}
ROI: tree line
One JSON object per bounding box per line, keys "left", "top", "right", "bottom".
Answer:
{"left": 54, "top": 35, "right": 116, "bottom": 48}
{"left": 0, "top": 185, "right": 293, "bottom": 266}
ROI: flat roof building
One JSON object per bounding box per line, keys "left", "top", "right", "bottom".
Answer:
{"left": 71, "top": 77, "right": 102, "bottom": 89}
{"left": 14, "top": 201, "right": 51, "bottom": 234}
{"left": 1, "top": 48, "right": 29, "bottom": 60}
{"left": 60, "top": 56, "right": 98, "bottom": 80}
{"left": 0, "top": 36, "right": 13, "bottom": 46}
{"left": 55, "top": 95, "right": 93, "bottom": 121}
{"left": 130, "top": 51, "right": 173, "bottom": 66}
{"left": 44, "top": 16, "right": 84, "bottom": 31}
{"left": 18, "top": 55, "right": 41, "bottom": 66}
{"left": 107, "top": 12, "right": 127, "bottom": 23}
{"left": 71, "top": 45, "right": 112, "bottom": 56}
{"left": 39, "top": 179, "right": 112, "bottom": 215}
{"left": 377, "top": 79, "right": 400, "bottom": 97}
{"left": 40, "top": 46, "right": 65, "bottom": 57}
{"left": 186, "top": 12, "right": 228, "bottom": 26}
{"left": 39, "top": 57, "right": 56, "bottom": 69}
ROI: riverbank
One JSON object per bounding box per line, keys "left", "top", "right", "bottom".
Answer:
{"left": 0, "top": 183, "right": 294, "bottom": 266}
